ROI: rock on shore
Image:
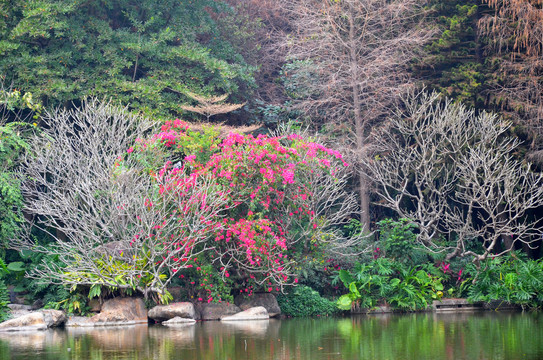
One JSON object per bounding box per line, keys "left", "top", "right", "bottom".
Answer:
{"left": 148, "top": 302, "right": 195, "bottom": 322}
{"left": 0, "top": 310, "right": 66, "bottom": 332}
{"left": 221, "top": 306, "right": 269, "bottom": 321}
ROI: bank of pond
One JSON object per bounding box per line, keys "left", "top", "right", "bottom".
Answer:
{"left": 0, "top": 311, "right": 542, "bottom": 360}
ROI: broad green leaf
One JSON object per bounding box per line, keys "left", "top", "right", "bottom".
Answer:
{"left": 7, "top": 262, "right": 25, "bottom": 272}
{"left": 337, "top": 294, "right": 353, "bottom": 310}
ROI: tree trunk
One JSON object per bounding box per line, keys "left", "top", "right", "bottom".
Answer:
{"left": 348, "top": 9, "right": 371, "bottom": 231}
{"left": 359, "top": 172, "right": 371, "bottom": 232}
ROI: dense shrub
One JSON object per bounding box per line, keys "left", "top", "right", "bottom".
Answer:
{"left": 0, "top": 280, "right": 9, "bottom": 322}
{"left": 376, "top": 219, "right": 432, "bottom": 267}
{"left": 467, "top": 253, "right": 543, "bottom": 310}
{"left": 277, "top": 285, "right": 339, "bottom": 317}
{"left": 126, "top": 120, "right": 360, "bottom": 302}
{"left": 18, "top": 107, "right": 362, "bottom": 305}
{"left": 337, "top": 258, "right": 444, "bottom": 311}
{"left": 0, "top": 260, "right": 11, "bottom": 322}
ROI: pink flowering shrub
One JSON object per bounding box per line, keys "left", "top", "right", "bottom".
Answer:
{"left": 125, "top": 119, "right": 355, "bottom": 303}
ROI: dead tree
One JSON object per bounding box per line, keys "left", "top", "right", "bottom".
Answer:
{"left": 277, "top": 0, "right": 434, "bottom": 230}
{"left": 366, "top": 91, "right": 543, "bottom": 264}
{"left": 479, "top": 0, "right": 543, "bottom": 155}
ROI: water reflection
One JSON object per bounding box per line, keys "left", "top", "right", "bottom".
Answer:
{"left": 0, "top": 312, "right": 541, "bottom": 360}
{"left": 0, "top": 329, "right": 66, "bottom": 351}
{"left": 67, "top": 324, "right": 149, "bottom": 351}
{"left": 149, "top": 324, "right": 195, "bottom": 346}
{"left": 220, "top": 319, "right": 270, "bottom": 336}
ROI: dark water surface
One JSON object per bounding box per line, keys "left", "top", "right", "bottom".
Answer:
{"left": 0, "top": 312, "right": 542, "bottom": 359}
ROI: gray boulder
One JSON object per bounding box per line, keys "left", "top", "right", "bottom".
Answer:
{"left": 66, "top": 297, "right": 147, "bottom": 327}
{"left": 221, "top": 306, "right": 269, "bottom": 321}
{"left": 197, "top": 303, "right": 241, "bottom": 321}
{"left": 0, "top": 312, "right": 47, "bottom": 331}
{"left": 235, "top": 293, "right": 281, "bottom": 317}
{"left": 148, "top": 302, "right": 195, "bottom": 322}
{"left": 40, "top": 310, "right": 67, "bottom": 328}
{"left": 0, "top": 309, "right": 66, "bottom": 331}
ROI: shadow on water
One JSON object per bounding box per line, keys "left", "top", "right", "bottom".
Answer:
{"left": 0, "top": 312, "right": 542, "bottom": 359}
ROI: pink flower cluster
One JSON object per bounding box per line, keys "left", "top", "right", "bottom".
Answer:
{"left": 127, "top": 119, "right": 349, "bottom": 301}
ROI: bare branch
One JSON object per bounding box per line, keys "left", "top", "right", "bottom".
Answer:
{"left": 13, "top": 100, "right": 231, "bottom": 299}
{"left": 365, "top": 91, "right": 543, "bottom": 263}
{"left": 276, "top": 0, "right": 434, "bottom": 229}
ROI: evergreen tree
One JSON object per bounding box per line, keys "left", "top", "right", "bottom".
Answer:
{"left": 0, "top": 0, "right": 256, "bottom": 119}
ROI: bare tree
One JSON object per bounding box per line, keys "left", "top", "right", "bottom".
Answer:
{"left": 13, "top": 100, "right": 229, "bottom": 302}
{"left": 479, "top": 0, "right": 543, "bottom": 155}
{"left": 277, "top": 0, "right": 434, "bottom": 230}
{"left": 366, "top": 91, "right": 543, "bottom": 264}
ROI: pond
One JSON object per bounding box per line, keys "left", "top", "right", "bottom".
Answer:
{"left": 0, "top": 311, "right": 542, "bottom": 359}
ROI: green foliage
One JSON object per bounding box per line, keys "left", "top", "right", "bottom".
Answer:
{"left": 422, "top": 0, "right": 483, "bottom": 107}
{"left": 44, "top": 289, "right": 90, "bottom": 316}
{"left": 337, "top": 258, "right": 444, "bottom": 311}
{"left": 344, "top": 219, "right": 364, "bottom": 238}
{"left": 446, "top": 277, "right": 473, "bottom": 299}
{"left": 281, "top": 60, "right": 320, "bottom": 101}
{"left": 0, "top": 258, "right": 11, "bottom": 322}
{"left": 0, "top": 279, "right": 9, "bottom": 322}
{"left": 0, "top": 89, "right": 40, "bottom": 259}
{"left": 181, "top": 263, "right": 234, "bottom": 304}
{"left": 63, "top": 252, "right": 173, "bottom": 304}
{"left": 388, "top": 265, "right": 444, "bottom": 310}
{"left": 377, "top": 218, "right": 431, "bottom": 267}
{"left": 173, "top": 125, "right": 222, "bottom": 164}
{"left": 0, "top": 0, "right": 256, "bottom": 119}
{"left": 0, "top": 89, "right": 42, "bottom": 116}
{"left": 38, "top": 285, "right": 69, "bottom": 306}
{"left": 467, "top": 253, "right": 543, "bottom": 309}
{"left": 0, "top": 120, "right": 32, "bottom": 250}
{"left": 277, "top": 285, "right": 339, "bottom": 317}
{"left": 0, "top": 174, "right": 23, "bottom": 251}
{"left": 293, "top": 254, "right": 343, "bottom": 297}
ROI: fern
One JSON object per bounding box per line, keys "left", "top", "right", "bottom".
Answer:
{"left": 337, "top": 258, "right": 444, "bottom": 311}
{"left": 468, "top": 254, "right": 543, "bottom": 309}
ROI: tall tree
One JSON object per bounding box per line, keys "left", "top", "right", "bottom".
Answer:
{"left": 478, "top": 0, "right": 543, "bottom": 158}
{"left": 422, "top": 0, "right": 483, "bottom": 107}
{"left": 0, "top": 0, "right": 256, "bottom": 119}
{"left": 277, "top": 0, "right": 433, "bottom": 230}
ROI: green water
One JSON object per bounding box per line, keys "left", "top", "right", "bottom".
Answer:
{"left": 0, "top": 312, "right": 541, "bottom": 359}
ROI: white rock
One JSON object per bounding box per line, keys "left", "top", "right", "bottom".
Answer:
{"left": 162, "top": 316, "right": 196, "bottom": 326}
{"left": 220, "top": 306, "right": 269, "bottom": 321}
